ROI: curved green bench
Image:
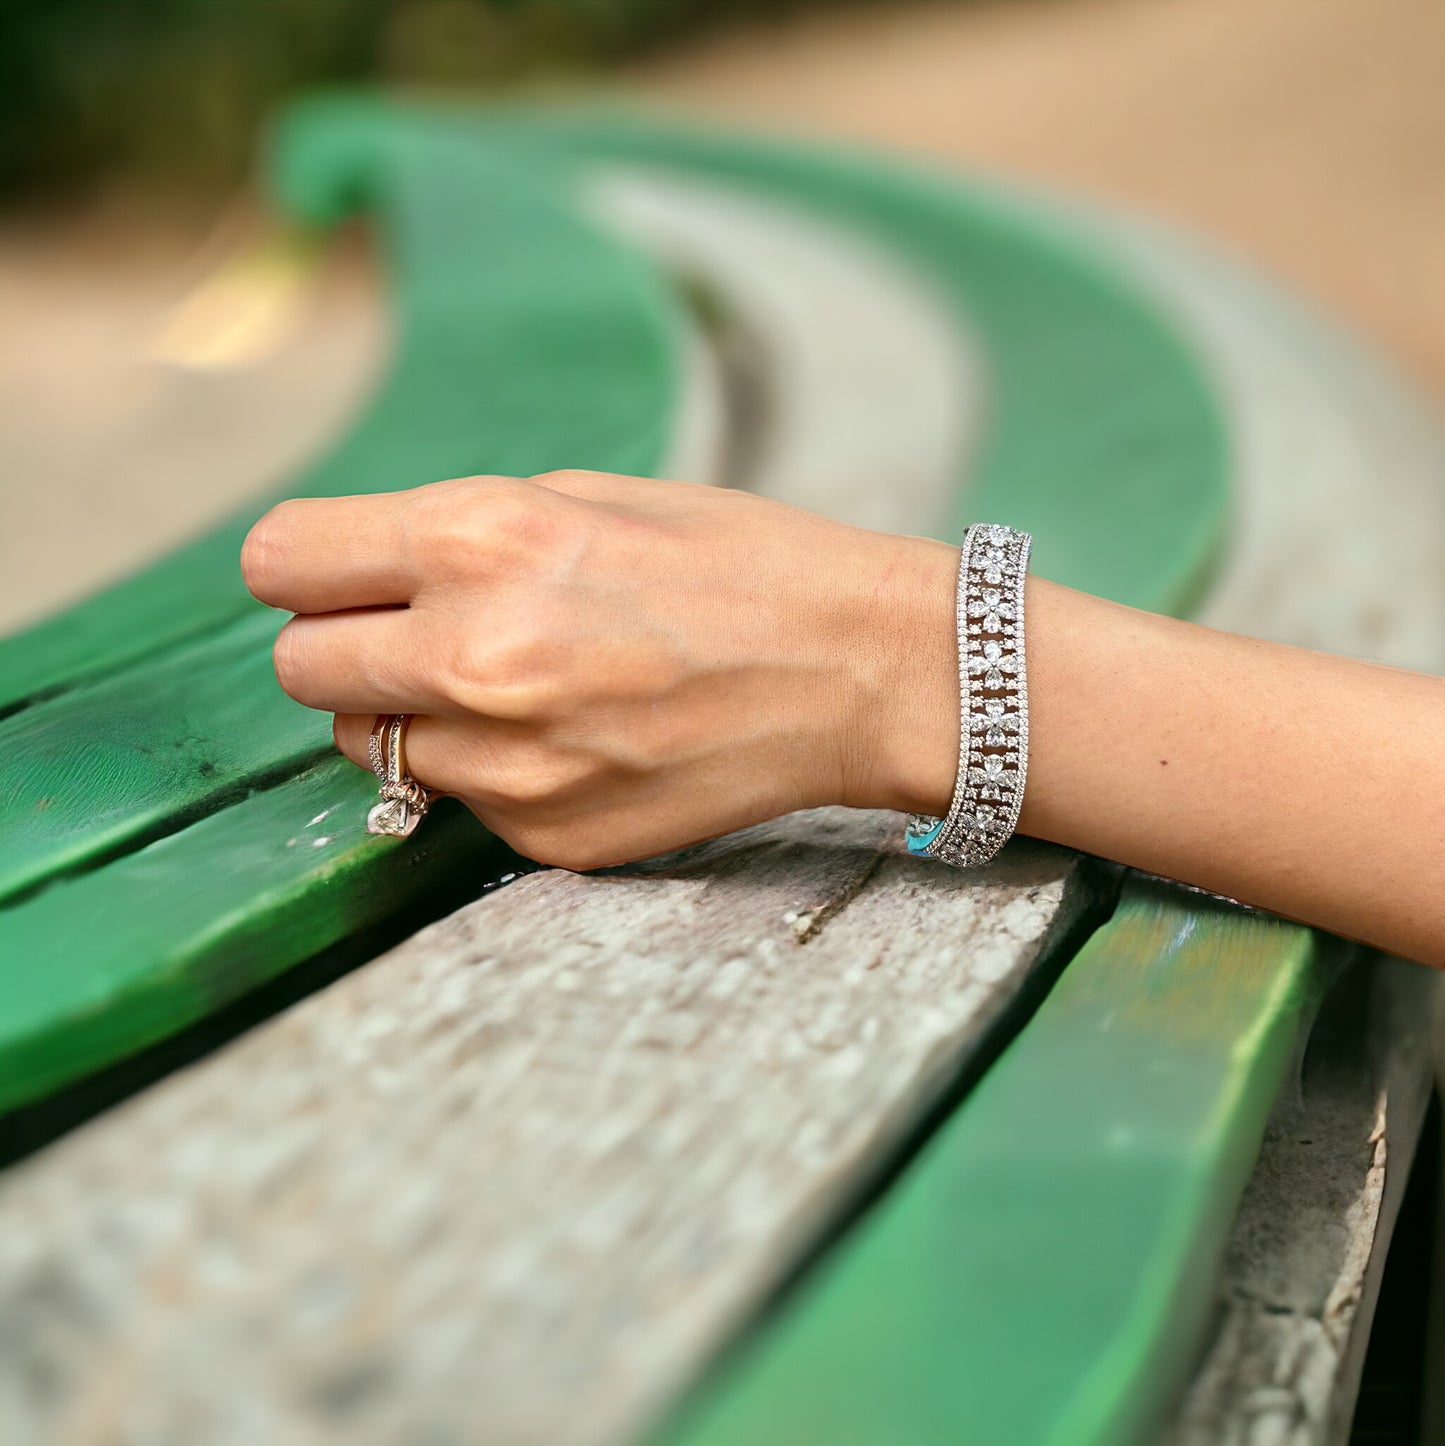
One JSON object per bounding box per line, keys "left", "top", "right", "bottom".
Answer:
{"left": 0, "top": 100, "right": 1224, "bottom": 1111}
{"left": 2, "top": 100, "right": 1438, "bottom": 1446}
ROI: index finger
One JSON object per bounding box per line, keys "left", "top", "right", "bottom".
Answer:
{"left": 241, "top": 492, "right": 419, "bottom": 613}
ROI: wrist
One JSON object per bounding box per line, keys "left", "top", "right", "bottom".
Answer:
{"left": 837, "top": 531, "right": 962, "bottom": 816}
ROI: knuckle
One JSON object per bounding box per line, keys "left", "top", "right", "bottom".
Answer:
{"left": 491, "top": 491, "right": 561, "bottom": 558}
{"left": 438, "top": 631, "right": 562, "bottom": 719}
{"left": 271, "top": 620, "right": 310, "bottom": 698}
{"left": 240, "top": 517, "right": 284, "bottom": 600}
{"left": 531, "top": 468, "right": 599, "bottom": 497}
{"left": 410, "top": 478, "right": 559, "bottom": 577}
{"left": 489, "top": 750, "right": 579, "bottom": 808}
{"left": 408, "top": 485, "right": 489, "bottom": 575}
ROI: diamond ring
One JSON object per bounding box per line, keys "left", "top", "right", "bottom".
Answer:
{"left": 366, "top": 714, "right": 434, "bottom": 838}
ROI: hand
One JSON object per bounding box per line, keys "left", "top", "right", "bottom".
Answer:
{"left": 240, "top": 471, "right": 959, "bottom": 870}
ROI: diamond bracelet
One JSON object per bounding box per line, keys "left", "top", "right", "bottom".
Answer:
{"left": 905, "top": 523, "right": 1032, "bottom": 867}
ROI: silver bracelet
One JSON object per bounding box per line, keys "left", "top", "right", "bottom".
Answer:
{"left": 906, "top": 523, "right": 1032, "bottom": 867}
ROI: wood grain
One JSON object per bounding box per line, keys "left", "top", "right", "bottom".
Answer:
{"left": 660, "top": 880, "right": 1330, "bottom": 1446}
{"left": 0, "top": 611, "right": 324, "bottom": 905}
{"left": 1165, "top": 957, "right": 1438, "bottom": 1446}
{"left": 0, "top": 817, "right": 1106, "bottom": 1446}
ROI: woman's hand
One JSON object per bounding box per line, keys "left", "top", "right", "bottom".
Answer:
{"left": 241, "top": 470, "right": 959, "bottom": 870}
{"left": 241, "top": 466, "right": 1445, "bottom": 965}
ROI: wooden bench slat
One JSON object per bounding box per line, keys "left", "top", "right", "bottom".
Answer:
{"left": 590, "top": 168, "right": 979, "bottom": 536}
{"left": 0, "top": 760, "right": 503, "bottom": 1116}
{"left": 1166, "top": 956, "right": 1438, "bottom": 1445}
{"left": 0, "top": 612, "right": 324, "bottom": 905}
{"left": 0, "top": 821, "right": 1110, "bottom": 1446}
{"left": 661, "top": 881, "right": 1330, "bottom": 1446}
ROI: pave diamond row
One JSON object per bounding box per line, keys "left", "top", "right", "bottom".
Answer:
{"left": 906, "top": 523, "right": 1032, "bottom": 867}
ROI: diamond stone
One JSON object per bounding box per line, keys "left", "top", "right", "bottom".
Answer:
{"left": 367, "top": 797, "right": 420, "bottom": 837}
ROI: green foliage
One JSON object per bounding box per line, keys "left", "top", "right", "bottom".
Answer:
{"left": 0, "top": 0, "right": 810, "bottom": 194}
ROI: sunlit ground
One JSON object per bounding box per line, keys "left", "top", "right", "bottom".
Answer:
{"left": 2, "top": 0, "right": 1441, "bottom": 633}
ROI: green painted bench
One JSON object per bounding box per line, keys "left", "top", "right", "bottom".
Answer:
{"left": 2, "top": 101, "right": 1442, "bottom": 1446}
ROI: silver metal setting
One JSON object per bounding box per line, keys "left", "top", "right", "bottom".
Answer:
{"left": 906, "top": 523, "right": 1032, "bottom": 867}
{"left": 367, "top": 713, "right": 434, "bottom": 838}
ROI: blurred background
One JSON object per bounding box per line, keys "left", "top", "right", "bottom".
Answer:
{"left": 2, "top": 0, "right": 1442, "bottom": 632}
{"left": 4, "top": 10, "right": 1444, "bottom": 1444}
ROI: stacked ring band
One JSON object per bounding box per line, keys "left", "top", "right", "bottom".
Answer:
{"left": 906, "top": 523, "right": 1032, "bottom": 867}
{"left": 366, "top": 713, "right": 435, "bottom": 838}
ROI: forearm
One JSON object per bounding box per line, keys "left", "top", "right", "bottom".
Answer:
{"left": 880, "top": 544, "right": 1445, "bottom": 968}
{"left": 245, "top": 472, "right": 1445, "bottom": 969}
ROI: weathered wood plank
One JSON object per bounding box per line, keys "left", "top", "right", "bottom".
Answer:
{"left": 0, "top": 818, "right": 1109, "bottom": 1446}
{"left": 1032, "top": 187, "right": 1445, "bottom": 668}
{"left": 659, "top": 882, "right": 1330, "bottom": 1446}
{"left": 1165, "top": 956, "right": 1438, "bottom": 1446}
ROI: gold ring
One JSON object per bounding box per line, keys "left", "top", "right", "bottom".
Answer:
{"left": 366, "top": 714, "right": 435, "bottom": 837}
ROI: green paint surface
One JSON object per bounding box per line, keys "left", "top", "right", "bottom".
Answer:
{"left": 0, "top": 758, "right": 501, "bottom": 1112}
{"left": 658, "top": 883, "right": 1329, "bottom": 1446}
{"left": 0, "top": 611, "right": 329, "bottom": 904}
